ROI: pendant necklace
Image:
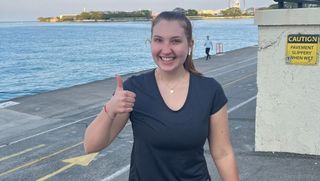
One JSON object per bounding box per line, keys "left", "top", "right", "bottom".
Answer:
{"left": 156, "top": 70, "right": 186, "bottom": 94}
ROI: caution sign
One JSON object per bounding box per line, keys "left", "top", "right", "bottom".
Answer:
{"left": 286, "top": 34, "right": 319, "bottom": 65}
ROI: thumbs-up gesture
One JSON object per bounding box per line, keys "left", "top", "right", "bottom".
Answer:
{"left": 106, "top": 75, "right": 136, "bottom": 118}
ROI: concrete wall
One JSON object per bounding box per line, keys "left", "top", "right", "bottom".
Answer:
{"left": 255, "top": 8, "right": 320, "bottom": 155}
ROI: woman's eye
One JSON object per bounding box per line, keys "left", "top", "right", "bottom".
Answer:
{"left": 171, "top": 39, "right": 181, "bottom": 44}
{"left": 153, "top": 38, "right": 162, "bottom": 43}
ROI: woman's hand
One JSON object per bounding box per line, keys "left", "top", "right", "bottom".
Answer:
{"left": 106, "top": 75, "right": 136, "bottom": 118}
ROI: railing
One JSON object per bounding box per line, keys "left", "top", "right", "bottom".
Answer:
{"left": 274, "top": 0, "right": 320, "bottom": 8}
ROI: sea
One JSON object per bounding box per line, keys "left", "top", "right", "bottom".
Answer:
{"left": 0, "top": 18, "right": 257, "bottom": 102}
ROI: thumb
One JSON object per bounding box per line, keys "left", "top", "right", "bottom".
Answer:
{"left": 115, "top": 75, "right": 123, "bottom": 91}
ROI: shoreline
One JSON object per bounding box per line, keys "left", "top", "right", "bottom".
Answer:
{"left": 38, "top": 16, "right": 254, "bottom": 23}
{"left": 0, "top": 16, "right": 254, "bottom": 23}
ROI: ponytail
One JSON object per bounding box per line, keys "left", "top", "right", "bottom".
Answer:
{"left": 184, "top": 52, "right": 202, "bottom": 76}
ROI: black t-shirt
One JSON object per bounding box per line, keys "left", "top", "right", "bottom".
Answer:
{"left": 123, "top": 69, "right": 227, "bottom": 181}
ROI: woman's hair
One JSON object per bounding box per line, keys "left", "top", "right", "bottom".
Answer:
{"left": 151, "top": 11, "right": 202, "bottom": 76}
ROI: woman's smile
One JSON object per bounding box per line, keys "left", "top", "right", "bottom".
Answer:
{"left": 159, "top": 55, "right": 176, "bottom": 61}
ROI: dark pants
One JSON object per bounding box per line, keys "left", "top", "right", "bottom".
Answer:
{"left": 205, "top": 48, "right": 211, "bottom": 60}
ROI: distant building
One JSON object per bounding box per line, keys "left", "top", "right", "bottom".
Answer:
{"left": 49, "top": 17, "right": 59, "bottom": 22}
{"left": 198, "top": 9, "right": 223, "bottom": 16}
{"left": 229, "top": 0, "right": 240, "bottom": 9}
{"left": 59, "top": 14, "right": 77, "bottom": 21}
{"left": 152, "top": 12, "right": 159, "bottom": 18}
{"left": 244, "top": 8, "right": 255, "bottom": 16}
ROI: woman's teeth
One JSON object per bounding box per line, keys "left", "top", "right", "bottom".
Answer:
{"left": 160, "top": 56, "right": 174, "bottom": 61}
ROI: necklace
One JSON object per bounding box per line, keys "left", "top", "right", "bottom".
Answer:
{"left": 156, "top": 69, "right": 187, "bottom": 94}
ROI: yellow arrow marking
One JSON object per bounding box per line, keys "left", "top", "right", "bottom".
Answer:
{"left": 63, "top": 152, "right": 98, "bottom": 166}
{"left": 0, "top": 142, "right": 82, "bottom": 177}
{"left": 0, "top": 144, "right": 45, "bottom": 162}
{"left": 36, "top": 152, "right": 98, "bottom": 181}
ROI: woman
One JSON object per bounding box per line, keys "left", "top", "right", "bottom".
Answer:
{"left": 84, "top": 11, "right": 239, "bottom": 181}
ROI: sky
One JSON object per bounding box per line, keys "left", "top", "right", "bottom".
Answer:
{"left": 0, "top": 0, "right": 275, "bottom": 21}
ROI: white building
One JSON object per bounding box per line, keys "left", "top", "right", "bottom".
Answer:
{"left": 198, "top": 9, "right": 223, "bottom": 16}
{"left": 229, "top": 0, "right": 240, "bottom": 8}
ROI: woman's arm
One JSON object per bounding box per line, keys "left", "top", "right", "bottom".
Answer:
{"left": 84, "top": 76, "right": 136, "bottom": 154}
{"left": 208, "top": 104, "right": 239, "bottom": 181}
{"left": 83, "top": 106, "right": 130, "bottom": 154}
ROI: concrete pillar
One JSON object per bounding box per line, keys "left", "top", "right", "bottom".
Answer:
{"left": 254, "top": 8, "right": 320, "bottom": 155}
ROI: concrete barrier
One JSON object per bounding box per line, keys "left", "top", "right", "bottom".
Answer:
{"left": 255, "top": 8, "right": 320, "bottom": 155}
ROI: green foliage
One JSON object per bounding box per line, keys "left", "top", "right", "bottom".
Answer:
{"left": 201, "top": 13, "right": 215, "bottom": 17}
{"left": 173, "top": 7, "right": 186, "bottom": 14}
{"left": 76, "top": 10, "right": 152, "bottom": 20}
{"left": 258, "top": 2, "right": 320, "bottom": 10}
{"left": 186, "top": 9, "right": 198, "bottom": 16}
{"left": 221, "top": 7, "right": 242, "bottom": 17}
{"left": 78, "top": 12, "right": 92, "bottom": 20}
{"left": 90, "top": 11, "right": 105, "bottom": 20}
{"left": 105, "top": 11, "right": 151, "bottom": 19}
{"left": 260, "top": 2, "right": 298, "bottom": 9}
{"left": 38, "top": 17, "right": 54, "bottom": 22}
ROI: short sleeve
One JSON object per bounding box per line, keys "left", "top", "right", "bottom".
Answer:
{"left": 210, "top": 81, "right": 228, "bottom": 115}
{"left": 123, "top": 76, "right": 135, "bottom": 92}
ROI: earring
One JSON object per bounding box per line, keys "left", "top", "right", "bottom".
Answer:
{"left": 188, "top": 48, "right": 191, "bottom": 56}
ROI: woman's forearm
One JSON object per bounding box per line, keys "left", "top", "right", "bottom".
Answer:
{"left": 84, "top": 107, "right": 115, "bottom": 154}
{"left": 213, "top": 151, "right": 239, "bottom": 181}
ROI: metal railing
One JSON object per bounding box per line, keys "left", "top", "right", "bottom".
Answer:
{"left": 274, "top": 0, "right": 320, "bottom": 8}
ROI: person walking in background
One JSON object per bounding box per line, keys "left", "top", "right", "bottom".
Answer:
{"left": 84, "top": 11, "right": 239, "bottom": 181}
{"left": 204, "top": 35, "right": 213, "bottom": 60}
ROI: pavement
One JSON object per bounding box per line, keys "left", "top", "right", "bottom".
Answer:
{"left": 0, "top": 45, "right": 319, "bottom": 181}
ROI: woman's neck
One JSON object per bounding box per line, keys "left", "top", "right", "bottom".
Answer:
{"left": 155, "top": 67, "right": 187, "bottom": 82}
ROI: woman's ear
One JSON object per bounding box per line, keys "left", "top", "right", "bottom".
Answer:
{"left": 190, "top": 39, "right": 194, "bottom": 48}
{"left": 188, "top": 40, "right": 194, "bottom": 56}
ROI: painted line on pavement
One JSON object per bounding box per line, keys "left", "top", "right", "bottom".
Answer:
{"left": 211, "top": 62, "right": 256, "bottom": 77}
{"left": 0, "top": 115, "right": 96, "bottom": 148}
{"left": 223, "top": 73, "right": 257, "bottom": 88}
{"left": 0, "top": 142, "right": 82, "bottom": 177}
{"left": 100, "top": 95, "right": 257, "bottom": 181}
{"left": 228, "top": 96, "right": 257, "bottom": 113}
{"left": 101, "top": 165, "right": 130, "bottom": 181}
{"left": 0, "top": 144, "right": 45, "bottom": 162}
{"left": 204, "top": 57, "right": 256, "bottom": 74}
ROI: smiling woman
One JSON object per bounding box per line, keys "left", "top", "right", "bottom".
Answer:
{"left": 84, "top": 11, "right": 239, "bottom": 181}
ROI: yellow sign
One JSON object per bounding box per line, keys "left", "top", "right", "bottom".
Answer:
{"left": 286, "top": 34, "right": 319, "bottom": 65}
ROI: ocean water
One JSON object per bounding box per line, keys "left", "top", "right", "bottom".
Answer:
{"left": 0, "top": 19, "right": 257, "bottom": 102}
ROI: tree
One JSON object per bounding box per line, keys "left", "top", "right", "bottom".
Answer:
{"left": 90, "top": 11, "right": 104, "bottom": 20}
{"left": 173, "top": 7, "right": 186, "bottom": 14}
{"left": 140, "top": 10, "right": 152, "bottom": 18}
{"left": 38, "top": 17, "right": 50, "bottom": 22}
{"left": 186, "top": 9, "right": 198, "bottom": 16}
{"left": 258, "top": 2, "right": 320, "bottom": 10}
{"left": 78, "top": 12, "right": 92, "bottom": 20}
{"left": 221, "top": 7, "right": 242, "bottom": 17}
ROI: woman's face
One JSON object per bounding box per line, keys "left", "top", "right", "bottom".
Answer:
{"left": 151, "top": 20, "right": 190, "bottom": 73}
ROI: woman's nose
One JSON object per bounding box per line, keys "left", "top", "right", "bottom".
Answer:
{"left": 161, "top": 41, "right": 172, "bottom": 54}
